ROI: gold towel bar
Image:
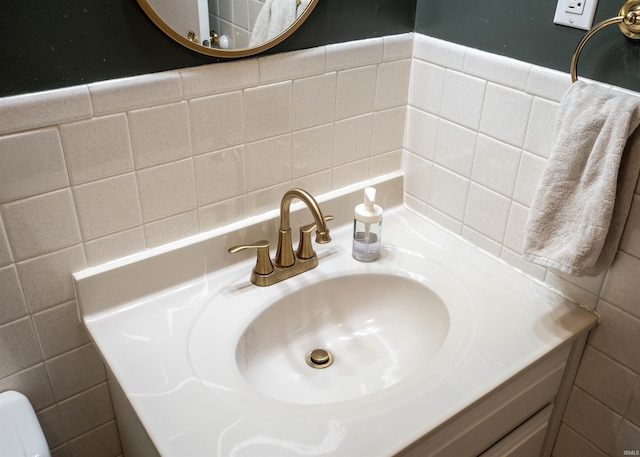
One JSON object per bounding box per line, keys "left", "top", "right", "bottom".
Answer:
{"left": 570, "top": 0, "right": 640, "bottom": 82}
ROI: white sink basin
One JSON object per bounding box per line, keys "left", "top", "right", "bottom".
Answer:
{"left": 236, "top": 273, "right": 450, "bottom": 404}
{"left": 188, "top": 245, "right": 475, "bottom": 413}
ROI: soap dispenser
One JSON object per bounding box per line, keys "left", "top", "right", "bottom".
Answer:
{"left": 352, "top": 187, "right": 383, "bottom": 262}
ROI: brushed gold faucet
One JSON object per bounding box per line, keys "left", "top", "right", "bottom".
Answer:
{"left": 228, "top": 189, "right": 332, "bottom": 286}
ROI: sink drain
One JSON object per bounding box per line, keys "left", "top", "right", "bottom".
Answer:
{"left": 306, "top": 349, "right": 333, "bottom": 369}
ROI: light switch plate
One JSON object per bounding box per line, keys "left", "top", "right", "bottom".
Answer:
{"left": 553, "top": 0, "right": 599, "bottom": 30}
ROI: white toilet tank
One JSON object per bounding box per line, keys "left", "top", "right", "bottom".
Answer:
{"left": 0, "top": 391, "right": 51, "bottom": 457}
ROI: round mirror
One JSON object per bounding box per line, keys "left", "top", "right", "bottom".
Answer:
{"left": 136, "top": 0, "right": 318, "bottom": 58}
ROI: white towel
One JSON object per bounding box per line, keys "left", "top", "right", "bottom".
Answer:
{"left": 250, "top": 0, "right": 298, "bottom": 47}
{"left": 522, "top": 81, "right": 640, "bottom": 277}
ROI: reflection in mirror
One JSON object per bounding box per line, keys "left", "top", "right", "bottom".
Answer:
{"left": 137, "top": 0, "right": 318, "bottom": 58}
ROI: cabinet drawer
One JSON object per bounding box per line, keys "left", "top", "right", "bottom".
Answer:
{"left": 480, "top": 403, "right": 553, "bottom": 457}
{"left": 397, "top": 344, "right": 570, "bottom": 457}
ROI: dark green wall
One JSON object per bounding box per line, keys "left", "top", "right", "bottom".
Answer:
{"left": 416, "top": 0, "right": 640, "bottom": 92}
{"left": 3, "top": 0, "right": 639, "bottom": 97}
{"left": 0, "top": 0, "right": 415, "bottom": 98}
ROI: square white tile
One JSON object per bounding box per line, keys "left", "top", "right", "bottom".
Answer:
{"left": 0, "top": 265, "right": 29, "bottom": 325}
{"left": 244, "top": 135, "right": 291, "bottom": 191}
{"left": 16, "top": 245, "right": 86, "bottom": 313}
{"left": 45, "top": 344, "right": 106, "bottom": 401}
{"left": 463, "top": 48, "right": 531, "bottom": 91}
{"left": 194, "top": 146, "right": 246, "bottom": 205}
{"left": 326, "top": 38, "right": 383, "bottom": 71}
{"left": 0, "top": 215, "right": 13, "bottom": 267}
{"left": 332, "top": 159, "right": 370, "bottom": 190}
{"left": 60, "top": 114, "right": 134, "bottom": 185}
{"left": 180, "top": 59, "right": 259, "bottom": 99}
{"left": 83, "top": 228, "right": 146, "bottom": 267}
{"left": 0, "top": 86, "right": 92, "bottom": 136}
{"left": 526, "top": 66, "right": 571, "bottom": 103}
{"left": 480, "top": 83, "right": 533, "bottom": 148}
{"left": 375, "top": 59, "right": 411, "bottom": 110}
{"left": 601, "top": 252, "right": 640, "bottom": 320}
{"left": 464, "top": 183, "right": 511, "bottom": 243}
{"left": 247, "top": 182, "right": 291, "bottom": 216}
{"left": 259, "top": 47, "right": 326, "bottom": 84}
{"left": 427, "top": 165, "right": 469, "bottom": 221}
{"left": 128, "top": 101, "right": 191, "bottom": 169}
{"left": 408, "top": 60, "right": 445, "bottom": 115}
{"left": 503, "top": 201, "right": 529, "bottom": 254}
{"left": 404, "top": 107, "right": 438, "bottom": 160}
{"left": 433, "top": 119, "right": 477, "bottom": 178}
{"left": 292, "top": 124, "right": 334, "bottom": 178}
{"left": 383, "top": 33, "right": 413, "bottom": 62}
{"left": 0, "top": 317, "right": 43, "bottom": 379}
{"left": 370, "top": 150, "right": 402, "bottom": 178}
{"left": 144, "top": 211, "right": 199, "bottom": 248}
{"left": 199, "top": 195, "right": 248, "bottom": 232}
{"left": 471, "top": 135, "right": 521, "bottom": 197}
{"left": 412, "top": 35, "right": 465, "bottom": 71}
{"left": 372, "top": 107, "right": 406, "bottom": 155}
{"left": 88, "top": 72, "right": 182, "bottom": 116}
{"left": 0, "top": 128, "right": 69, "bottom": 204}
{"left": 439, "top": 69, "right": 486, "bottom": 131}
{"left": 523, "top": 97, "right": 559, "bottom": 159}
{"left": 291, "top": 169, "right": 333, "bottom": 197}
{"left": 333, "top": 114, "right": 373, "bottom": 166}
{"left": 136, "top": 159, "right": 197, "bottom": 223}
{"left": 620, "top": 195, "right": 640, "bottom": 258}
{"left": 32, "top": 300, "right": 91, "bottom": 359}
{"left": 293, "top": 73, "right": 337, "bottom": 131}
{"left": 3, "top": 189, "right": 81, "bottom": 261}
{"left": 335, "top": 66, "right": 377, "bottom": 121}
{"left": 513, "top": 151, "right": 547, "bottom": 207}
{"left": 189, "top": 92, "right": 244, "bottom": 155}
{"left": 403, "top": 151, "right": 432, "bottom": 203}
{"left": 73, "top": 173, "right": 143, "bottom": 241}
{"left": 243, "top": 81, "right": 292, "bottom": 142}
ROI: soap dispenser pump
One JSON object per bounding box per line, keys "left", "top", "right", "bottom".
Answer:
{"left": 352, "top": 187, "right": 383, "bottom": 262}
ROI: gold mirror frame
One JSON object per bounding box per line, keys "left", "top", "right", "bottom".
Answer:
{"left": 136, "top": 0, "right": 319, "bottom": 58}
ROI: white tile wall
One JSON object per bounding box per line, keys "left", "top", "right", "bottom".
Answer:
{"left": 0, "top": 33, "right": 412, "bottom": 456}
{"left": 408, "top": 33, "right": 640, "bottom": 457}
{"left": 1, "top": 31, "right": 639, "bottom": 457}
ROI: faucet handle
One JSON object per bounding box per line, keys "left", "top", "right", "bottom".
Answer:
{"left": 228, "top": 240, "right": 274, "bottom": 275}
{"left": 296, "top": 215, "right": 334, "bottom": 260}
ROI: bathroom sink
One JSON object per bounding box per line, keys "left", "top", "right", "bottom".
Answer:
{"left": 74, "top": 176, "right": 598, "bottom": 457}
{"left": 187, "top": 243, "right": 475, "bottom": 412}
{"left": 236, "top": 273, "right": 450, "bottom": 404}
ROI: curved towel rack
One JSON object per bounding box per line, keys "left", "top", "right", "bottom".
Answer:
{"left": 570, "top": 0, "right": 640, "bottom": 82}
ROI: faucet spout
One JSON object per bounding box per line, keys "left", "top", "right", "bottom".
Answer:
{"left": 279, "top": 189, "right": 331, "bottom": 242}
{"left": 275, "top": 189, "right": 331, "bottom": 267}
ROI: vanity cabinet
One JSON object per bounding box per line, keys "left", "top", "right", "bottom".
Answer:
{"left": 396, "top": 334, "right": 588, "bottom": 457}
{"left": 108, "top": 332, "right": 588, "bottom": 457}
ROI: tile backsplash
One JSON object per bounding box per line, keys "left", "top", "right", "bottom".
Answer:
{"left": 0, "top": 34, "right": 410, "bottom": 456}
{"left": 407, "top": 34, "right": 640, "bottom": 457}
{"left": 1, "top": 32, "right": 639, "bottom": 456}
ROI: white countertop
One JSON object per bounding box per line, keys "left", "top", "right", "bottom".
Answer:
{"left": 74, "top": 175, "right": 598, "bottom": 457}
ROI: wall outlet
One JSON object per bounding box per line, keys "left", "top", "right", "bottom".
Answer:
{"left": 553, "top": 0, "right": 598, "bottom": 30}
{"left": 565, "top": 0, "right": 586, "bottom": 14}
